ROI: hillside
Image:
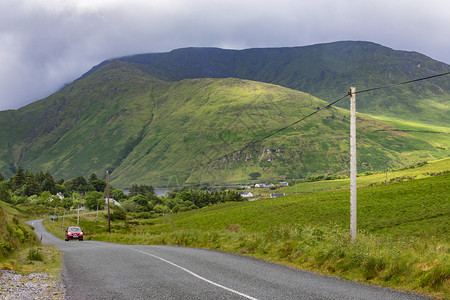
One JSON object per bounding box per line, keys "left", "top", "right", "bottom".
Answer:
{"left": 87, "top": 41, "right": 450, "bottom": 126}
{"left": 0, "top": 59, "right": 448, "bottom": 187}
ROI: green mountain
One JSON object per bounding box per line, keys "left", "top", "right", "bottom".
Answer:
{"left": 0, "top": 55, "right": 448, "bottom": 187}
{"left": 87, "top": 41, "right": 450, "bottom": 126}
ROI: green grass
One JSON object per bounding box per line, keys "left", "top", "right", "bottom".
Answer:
{"left": 282, "top": 157, "right": 450, "bottom": 194}
{"left": 44, "top": 172, "right": 450, "bottom": 298}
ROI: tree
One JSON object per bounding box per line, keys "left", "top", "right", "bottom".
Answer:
{"left": 10, "top": 167, "right": 25, "bottom": 191}
{"left": 55, "top": 184, "right": 67, "bottom": 196}
{"left": 121, "top": 199, "right": 139, "bottom": 212}
{"left": 130, "top": 194, "right": 149, "bottom": 211}
{"left": 129, "top": 184, "right": 155, "bottom": 196}
{"left": 153, "top": 204, "right": 169, "bottom": 214}
{"left": 112, "top": 188, "right": 126, "bottom": 201}
{"left": 41, "top": 171, "right": 57, "bottom": 194}
{"left": 35, "top": 171, "right": 46, "bottom": 186}
{"left": 110, "top": 205, "right": 127, "bottom": 220}
{"left": 85, "top": 191, "right": 104, "bottom": 211}
{"left": 249, "top": 172, "right": 262, "bottom": 180}
{"left": 88, "top": 173, "right": 106, "bottom": 192}
{"left": 61, "top": 197, "right": 73, "bottom": 210}
{"left": 36, "top": 191, "right": 53, "bottom": 205}
{"left": 88, "top": 173, "right": 98, "bottom": 183}
{"left": 0, "top": 181, "right": 12, "bottom": 204}
{"left": 71, "top": 192, "right": 84, "bottom": 209}
{"left": 64, "top": 176, "right": 89, "bottom": 194}
{"left": 24, "top": 171, "right": 41, "bottom": 196}
{"left": 0, "top": 172, "right": 4, "bottom": 182}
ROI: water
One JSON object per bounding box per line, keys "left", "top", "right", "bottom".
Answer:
{"left": 154, "top": 188, "right": 171, "bottom": 197}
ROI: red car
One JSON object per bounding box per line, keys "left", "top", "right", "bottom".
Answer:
{"left": 65, "top": 226, "right": 84, "bottom": 241}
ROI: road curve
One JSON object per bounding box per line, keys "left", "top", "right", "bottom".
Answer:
{"left": 27, "top": 219, "right": 429, "bottom": 300}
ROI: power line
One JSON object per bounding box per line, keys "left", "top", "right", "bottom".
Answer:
{"left": 150, "top": 71, "right": 450, "bottom": 185}
{"left": 228, "top": 71, "right": 450, "bottom": 160}
{"left": 354, "top": 71, "right": 450, "bottom": 95}
{"left": 197, "top": 71, "right": 450, "bottom": 174}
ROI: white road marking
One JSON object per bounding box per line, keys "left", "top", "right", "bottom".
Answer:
{"left": 131, "top": 248, "right": 259, "bottom": 300}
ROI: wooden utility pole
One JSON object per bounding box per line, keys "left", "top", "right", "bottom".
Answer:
{"left": 350, "top": 87, "right": 357, "bottom": 242}
{"left": 107, "top": 171, "right": 111, "bottom": 233}
{"left": 62, "top": 210, "right": 65, "bottom": 231}
{"left": 385, "top": 162, "right": 389, "bottom": 187}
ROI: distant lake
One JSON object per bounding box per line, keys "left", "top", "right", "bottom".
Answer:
{"left": 122, "top": 187, "right": 171, "bottom": 197}
{"left": 154, "top": 188, "right": 171, "bottom": 197}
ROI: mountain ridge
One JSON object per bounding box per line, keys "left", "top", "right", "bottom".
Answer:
{"left": 0, "top": 42, "right": 448, "bottom": 186}
{"left": 82, "top": 41, "right": 450, "bottom": 126}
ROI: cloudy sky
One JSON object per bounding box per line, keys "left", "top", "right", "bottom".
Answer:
{"left": 1, "top": 0, "right": 449, "bottom": 111}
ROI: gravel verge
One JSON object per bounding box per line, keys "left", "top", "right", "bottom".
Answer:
{"left": 0, "top": 270, "right": 65, "bottom": 299}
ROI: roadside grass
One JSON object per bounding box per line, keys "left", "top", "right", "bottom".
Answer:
{"left": 44, "top": 173, "right": 450, "bottom": 298}
{"left": 0, "top": 246, "right": 62, "bottom": 277}
{"left": 0, "top": 201, "right": 62, "bottom": 277}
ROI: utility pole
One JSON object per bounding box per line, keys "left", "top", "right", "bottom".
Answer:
{"left": 106, "top": 171, "right": 111, "bottom": 233}
{"left": 62, "top": 210, "right": 65, "bottom": 231}
{"left": 385, "top": 162, "right": 389, "bottom": 187}
{"left": 350, "top": 87, "right": 357, "bottom": 242}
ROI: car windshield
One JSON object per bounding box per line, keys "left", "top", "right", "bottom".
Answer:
{"left": 69, "top": 227, "right": 81, "bottom": 232}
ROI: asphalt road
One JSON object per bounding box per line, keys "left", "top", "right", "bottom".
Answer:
{"left": 28, "top": 219, "right": 430, "bottom": 300}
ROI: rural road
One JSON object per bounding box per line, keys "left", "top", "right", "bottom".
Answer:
{"left": 28, "top": 219, "right": 429, "bottom": 300}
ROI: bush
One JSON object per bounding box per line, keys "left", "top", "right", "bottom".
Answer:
{"left": 110, "top": 206, "right": 127, "bottom": 221}
{"left": 0, "top": 241, "right": 13, "bottom": 256}
{"left": 137, "top": 212, "right": 155, "bottom": 219}
{"left": 27, "top": 248, "right": 44, "bottom": 261}
{"left": 153, "top": 204, "right": 170, "bottom": 214}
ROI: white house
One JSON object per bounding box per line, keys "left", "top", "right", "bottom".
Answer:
{"left": 105, "top": 198, "right": 121, "bottom": 206}
{"left": 239, "top": 191, "right": 254, "bottom": 198}
{"left": 254, "top": 183, "right": 275, "bottom": 188}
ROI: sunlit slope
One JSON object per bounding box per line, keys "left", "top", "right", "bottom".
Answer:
{"left": 88, "top": 41, "right": 450, "bottom": 126}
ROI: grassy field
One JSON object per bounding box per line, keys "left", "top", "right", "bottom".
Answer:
{"left": 44, "top": 170, "right": 449, "bottom": 299}
{"left": 279, "top": 157, "right": 450, "bottom": 194}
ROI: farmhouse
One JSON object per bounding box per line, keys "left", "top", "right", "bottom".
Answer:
{"left": 105, "top": 198, "right": 121, "bottom": 206}
{"left": 254, "top": 183, "right": 275, "bottom": 188}
{"left": 239, "top": 191, "right": 254, "bottom": 198}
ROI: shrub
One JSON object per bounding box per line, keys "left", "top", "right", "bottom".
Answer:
{"left": 153, "top": 204, "right": 170, "bottom": 214}
{"left": 27, "top": 248, "right": 44, "bottom": 261}
{"left": 137, "top": 212, "right": 155, "bottom": 219}
{"left": 0, "top": 241, "right": 13, "bottom": 256}
{"left": 110, "top": 206, "right": 127, "bottom": 221}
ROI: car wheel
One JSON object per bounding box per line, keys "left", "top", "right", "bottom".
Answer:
{"left": 79, "top": 239, "right": 83, "bottom": 241}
